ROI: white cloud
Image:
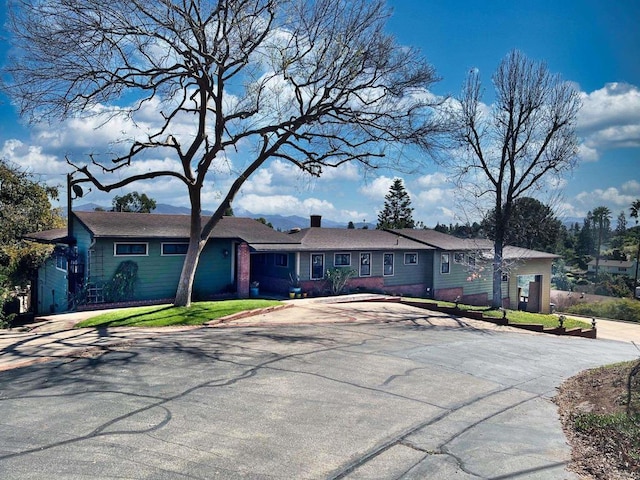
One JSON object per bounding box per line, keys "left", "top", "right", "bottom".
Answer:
{"left": 415, "top": 172, "right": 449, "bottom": 188}
{"left": 235, "top": 193, "right": 335, "bottom": 217}
{"left": 358, "top": 175, "right": 399, "bottom": 200}
{"left": 577, "top": 143, "right": 600, "bottom": 162}
{"left": 622, "top": 180, "right": 640, "bottom": 194}
{"left": 575, "top": 187, "right": 637, "bottom": 209}
{"left": 577, "top": 83, "right": 640, "bottom": 156}
{"left": 415, "top": 187, "right": 448, "bottom": 204}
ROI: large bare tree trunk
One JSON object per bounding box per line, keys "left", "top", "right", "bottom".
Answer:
{"left": 174, "top": 192, "right": 205, "bottom": 307}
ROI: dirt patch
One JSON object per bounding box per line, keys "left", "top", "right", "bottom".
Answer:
{"left": 555, "top": 361, "right": 640, "bottom": 479}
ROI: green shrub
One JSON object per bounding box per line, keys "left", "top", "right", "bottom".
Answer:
{"left": 325, "top": 267, "right": 357, "bottom": 295}
{"left": 103, "top": 261, "right": 138, "bottom": 302}
{"left": 566, "top": 298, "right": 640, "bottom": 323}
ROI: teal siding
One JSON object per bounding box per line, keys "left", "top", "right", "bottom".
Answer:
{"left": 88, "top": 237, "right": 234, "bottom": 302}
{"left": 193, "top": 240, "right": 235, "bottom": 298}
{"left": 37, "top": 255, "right": 68, "bottom": 314}
{"left": 433, "top": 251, "right": 492, "bottom": 297}
{"left": 297, "top": 250, "right": 433, "bottom": 287}
{"left": 381, "top": 251, "right": 432, "bottom": 287}
{"left": 73, "top": 218, "right": 93, "bottom": 284}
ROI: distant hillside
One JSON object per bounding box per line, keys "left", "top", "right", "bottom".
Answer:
{"left": 65, "top": 203, "right": 370, "bottom": 230}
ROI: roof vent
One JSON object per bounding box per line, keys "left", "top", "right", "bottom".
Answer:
{"left": 310, "top": 215, "right": 322, "bottom": 228}
{"left": 289, "top": 227, "right": 301, "bottom": 234}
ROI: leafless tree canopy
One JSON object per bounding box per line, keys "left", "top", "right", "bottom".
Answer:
{"left": 3, "top": 0, "right": 442, "bottom": 306}
{"left": 445, "top": 50, "right": 581, "bottom": 308}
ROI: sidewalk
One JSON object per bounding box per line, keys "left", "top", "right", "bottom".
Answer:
{"left": 2, "top": 296, "right": 640, "bottom": 372}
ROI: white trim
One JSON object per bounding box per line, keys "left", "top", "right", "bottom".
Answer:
{"left": 334, "top": 252, "right": 351, "bottom": 267}
{"left": 383, "top": 252, "right": 394, "bottom": 277}
{"left": 441, "top": 253, "right": 450, "bottom": 274}
{"left": 359, "top": 252, "right": 371, "bottom": 277}
{"left": 55, "top": 255, "right": 68, "bottom": 272}
{"left": 161, "top": 242, "right": 189, "bottom": 256}
{"left": 404, "top": 252, "right": 418, "bottom": 265}
{"left": 114, "top": 242, "right": 149, "bottom": 257}
{"left": 310, "top": 253, "right": 325, "bottom": 280}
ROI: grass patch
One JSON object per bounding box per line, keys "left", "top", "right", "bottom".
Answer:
{"left": 75, "top": 299, "right": 283, "bottom": 328}
{"left": 565, "top": 298, "right": 640, "bottom": 323}
{"left": 482, "top": 309, "right": 589, "bottom": 329}
{"left": 405, "top": 297, "right": 590, "bottom": 329}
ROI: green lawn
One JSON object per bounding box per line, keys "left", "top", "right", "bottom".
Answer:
{"left": 405, "top": 297, "right": 591, "bottom": 330}
{"left": 75, "top": 299, "right": 283, "bottom": 328}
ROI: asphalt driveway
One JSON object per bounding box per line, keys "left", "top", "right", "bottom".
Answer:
{"left": 1, "top": 301, "right": 638, "bottom": 479}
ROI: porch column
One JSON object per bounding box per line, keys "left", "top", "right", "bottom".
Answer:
{"left": 237, "top": 242, "right": 251, "bottom": 298}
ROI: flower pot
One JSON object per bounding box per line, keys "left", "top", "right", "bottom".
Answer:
{"left": 250, "top": 287, "right": 259, "bottom": 297}
{"left": 289, "top": 292, "right": 295, "bottom": 299}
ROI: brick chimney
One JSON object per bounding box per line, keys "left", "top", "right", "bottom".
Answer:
{"left": 310, "top": 215, "right": 322, "bottom": 228}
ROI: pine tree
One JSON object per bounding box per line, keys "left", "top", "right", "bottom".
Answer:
{"left": 376, "top": 179, "right": 415, "bottom": 229}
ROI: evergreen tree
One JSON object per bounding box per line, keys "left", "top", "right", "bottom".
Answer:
{"left": 481, "top": 197, "right": 561, "bottom": 251}
{"left": 112, "top": 192, "right": 156, "bottom": 213}
{"left": 376, "top": 179, "right": 415, "bottom": 229}
{"left": 576, "top": 212, "right": 594, "bottom": 257}
{"left": 347, "top": 221, "right": 355, "bottom": 229}
{"left": 592, "top": 206, "right": 612, "bottom": 277}
{"left": 611, "top": 211, "right": 627, "bottom": 249}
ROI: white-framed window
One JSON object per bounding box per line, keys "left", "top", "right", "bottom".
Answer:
{"left": 441, "top": 253, "right": 450, "bottom": 274}
{"left": 311, "top": 253, "right": 324, "bottom": 279}
{"left": 55, "top": 254, "right": 68, "bottom": 272}
{"left": 359, "top": 252, "right": 371, "bottom": 277}
{"left": 454, "top": 252, "right": 464, "bottom": 264}
{"left": 114, "top": 242, "right": 148, "bottom": 256}
{"left": 275, "top": 253, "right": 288, "bottom": 267}
{"left": 383, "top": 253, "right": 394, "bottom": 276}
{"left": 502, "top": 273, "right": 509, "bottom": 282}
{"left": 161, "top": 242, "right": 189, "bottom": 256}
{"left": 468, "top": 254, "right": 476, "bottom": 267}
{"left": 404, "top": 252, "right": 418, "bottom": 265}
{"left": 334, "top": 253, "right": 351, "bottom": 267}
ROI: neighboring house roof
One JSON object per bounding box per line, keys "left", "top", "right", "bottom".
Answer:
{"left": 587, "top": 259, "right": 635, "bottom": 268}
{"left": 286, "top": 227, "right": 433, "bottom": 251}
{"left": 23, "top": 228, "right": 70, "bottom": 244}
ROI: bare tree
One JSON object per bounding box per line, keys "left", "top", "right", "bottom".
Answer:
{"left": 3, "top": 0, "right": 442, "bottom": 306}
{"left": 442, "top": 50, "right": 580, "bottom": 308}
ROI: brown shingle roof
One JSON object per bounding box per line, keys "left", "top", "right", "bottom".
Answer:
{"left": 73, "top": 211, "right": 298, "bottom": 244}
{"left": 23, "top": 228, "right": 70, "bottom": 244}
{"left": 389, "top": 228, "right": 493, "bottom": 251}
{"left": 287, "top": 227, "right": 432, "bottom": 251}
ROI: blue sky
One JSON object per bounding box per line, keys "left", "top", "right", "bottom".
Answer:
{"left": 1, "top": 0, "right": 639, "bottom": 227}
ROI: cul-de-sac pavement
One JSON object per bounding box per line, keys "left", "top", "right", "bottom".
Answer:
{"left": 1, "top": 297, "right": 639, "bottom": 479}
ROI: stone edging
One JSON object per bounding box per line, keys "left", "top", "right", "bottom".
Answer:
{"left": 205, "top": 304, "right": 295, "bottom": 326}
{"left": 400, "top": 299, "right": 597, "bottom": 339}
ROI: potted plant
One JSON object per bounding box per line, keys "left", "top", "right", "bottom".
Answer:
{"left": 289, "top": 273, "right": 302, "bottom": 298}
{"left": 250, "top": 281, "right": 260, "bottom": 297}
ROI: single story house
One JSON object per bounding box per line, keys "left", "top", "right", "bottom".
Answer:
{"left": 26, "top": 212, "right": 557, "bottom": 314}
{"left": 587, "top": 259, "right": 638, "bottom": 278}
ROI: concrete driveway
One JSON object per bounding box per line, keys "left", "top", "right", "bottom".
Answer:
{"left": 1, "top": 300, "right": 638, "bottom": 479}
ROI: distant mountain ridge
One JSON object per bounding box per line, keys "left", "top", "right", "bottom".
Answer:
{"left": 68, "top": 203, "right": 371, "bottom": 230}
